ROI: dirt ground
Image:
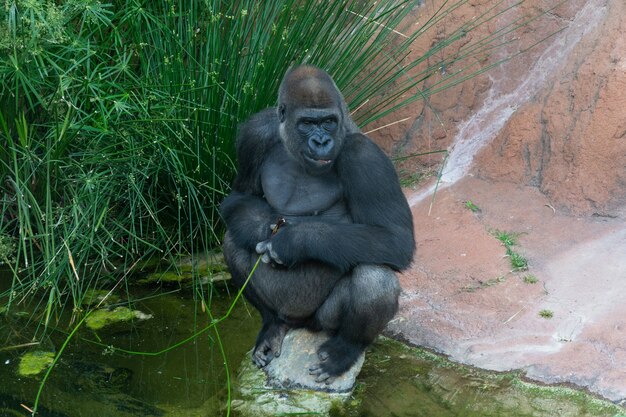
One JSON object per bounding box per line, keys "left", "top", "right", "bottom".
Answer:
{"left": 387, "top": 176, "right": 626, "bottom": 404}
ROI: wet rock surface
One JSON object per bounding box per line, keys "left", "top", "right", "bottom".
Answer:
{"left": 390, "top": 177, "right": 626, "bottom": 405}
{"left": 263, "top": 328, "right": 365, "bottom": 393}
{"left": 233, "top": 329, "right": 362, "bottom": 416}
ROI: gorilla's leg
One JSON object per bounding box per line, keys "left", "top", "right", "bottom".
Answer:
{"left": 223, "top": 233, "right": 289, "bottom": 367}
{"left": 309, "top": 264, "right": 400, "bottom": 382}
{"left": 224, "top": 232, "right": 343, "bottom": 368}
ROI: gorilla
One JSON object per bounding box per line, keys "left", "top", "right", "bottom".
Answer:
{"left": 220, "top": 65, "right": 415, "bottom": 382}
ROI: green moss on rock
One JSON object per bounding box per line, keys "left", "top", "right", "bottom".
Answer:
{"left": 81, "top": 289, "right": 121, "bottom": 307}
{"left": 233, "top": 353, "right": 349, "bottom": 417}
{"left": 353, "top": 337, "right": 625, "bottom": 417}
{"left": 85, "top": 306, "right": 152, "bottom": 330}
{"left": 18, "top": 351, "right": 55, "bottom": 376}
{"left": 139, "top": 270, "right": 190, "bottom": 284}
{"left": 138, "top": 251, "right": 231, "bottom": 285}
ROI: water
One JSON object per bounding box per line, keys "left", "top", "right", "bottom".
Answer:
{"left": 0, "top": 281, "right": 258, "bottom": 417}
{"left": 0, "top": 276, "right": 622, "bottom": 417}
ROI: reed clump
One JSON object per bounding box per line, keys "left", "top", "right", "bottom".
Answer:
{"left": 0, "top": 0, "right": 553, "bottom": 323}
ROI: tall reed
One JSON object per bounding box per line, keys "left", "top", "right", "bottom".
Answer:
{"left": 0, "top": 0, "right": 555, "bottom": 323}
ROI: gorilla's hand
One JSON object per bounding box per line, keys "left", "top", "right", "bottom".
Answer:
{"left": 255, "top": 219, "right": 292, "bottom": 264}
{"left": 255, "top": 239, "right": 283, "bottom": 265}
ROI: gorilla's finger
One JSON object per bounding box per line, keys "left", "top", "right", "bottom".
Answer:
{"left": 252, "top": 350, "right": 265, "bottom": 367}
{"left": 251, "top": 354, "right": 264, "bottom": 367}
{"left": 271, "top": 338, "right": 283, "bottom": 357}
{"left": 269, "top": 247, "right": 283, "bottom": 264}
{"left": 260, "top": 252, "right": 271, "bottom": 264}
{"left": 255, "top": 240, "right": 269, "bottom": 254}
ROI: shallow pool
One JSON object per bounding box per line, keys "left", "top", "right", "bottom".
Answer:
{"left": 0, "top": 281, "right": 623, "bottom": 417}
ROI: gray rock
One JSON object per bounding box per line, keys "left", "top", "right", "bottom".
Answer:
{"left": 232, "top": 328, "right": 365, "bottom": 417}
{"left": 263, "top": 328, "right": 365, "bottom": 393}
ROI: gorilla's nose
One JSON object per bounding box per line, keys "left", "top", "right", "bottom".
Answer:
{"left": 309, "top": 136, "right": 334, "bottom": 157}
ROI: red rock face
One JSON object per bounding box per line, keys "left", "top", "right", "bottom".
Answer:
{"left": 368, "top": 0, "right": 626, "bottom": 405}
{"left": 474, "top": 0, "right": 626, "bottom": 216}
{"left": 369, "top": 0, "right": 626, "bottom": 216}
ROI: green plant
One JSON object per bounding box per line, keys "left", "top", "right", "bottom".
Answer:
{"left": 461, "top": 275, "right": 506, "bottom": 293}
{"left": 509, "top": 251, "right": 529, "bottom": 271}
{"left": 465, "top": 200, "right": 481, "bottom": 213}
{"left": 539, "top": 309, "right": 553, "bottom": 319}
{"left": 0, "top": 0, "right": 562, "bottom": 323}
{"left": 491, "top": 229, "right": 528, "bottom": 271}
{"left": 398, "top": 168, "right": 431, "bottom": 188}
{"left": 522, "top": 274, "right": 538, "bottom": 284}
{"left": 0, "top": 233, "right": 16, "bottom": 266}
{"left": 493, "top": 230, "right": 521, "bottom": 247}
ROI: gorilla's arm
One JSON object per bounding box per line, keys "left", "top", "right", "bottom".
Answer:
{"left": 231, "top": 108, "right": 280, "bottom": 195}
{"left": 220, "top": 191, "right": 276, "bottom": 251}
{"left": 220, "top": 108, "right": 281, "bottom": 251}
{"left": 269, "top": 134, "right": 415, "bottom": 272}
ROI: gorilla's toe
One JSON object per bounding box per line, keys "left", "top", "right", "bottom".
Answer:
{"left": 309, "top": 363, "right": 336, "bottom": 383}
{"left": 308, "top": 336, "right": 362, "bottom": 383}
{"left": 252, "top": 341, "right": 273, "bottom": 368}
{"left": 252, "top": 323, "right": 288, "bottom": 368}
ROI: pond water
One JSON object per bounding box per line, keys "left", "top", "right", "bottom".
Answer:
{"left": 0, "top": 277, "right": 624, "bottom": 417}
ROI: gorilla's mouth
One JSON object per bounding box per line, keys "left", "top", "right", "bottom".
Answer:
{"left": 304, "top": 154, "right": 333, "bottom": 166}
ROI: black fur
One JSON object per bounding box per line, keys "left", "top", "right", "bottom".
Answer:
{"left": 220, "top": 65, "right": 415, "bottom": 382}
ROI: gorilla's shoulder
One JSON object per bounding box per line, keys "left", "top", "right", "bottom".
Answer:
{"left": 232, "top": 108, "right": 280, "bottom": 194}
{"left": 340, "top": 133, "right": 388, "bottom": 162}
{"left": 337, "top": 132, "right": 397, "bottom": 183}
{"left": 237, "top": 108, "right": 280, "bottom": 146}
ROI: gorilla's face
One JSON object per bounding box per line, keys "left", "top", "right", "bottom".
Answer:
{"left": 279, "top": 105, "right": 344, "bottom": 175}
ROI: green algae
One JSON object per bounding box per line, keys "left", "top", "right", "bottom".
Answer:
{"left": 233, "top": 356, "right": 348, "bottom": 417}
{"left": 340, "top": 337, "right": 625, "bottom": 417}
{"left": 84, "top": 306, "right": 152, "bottom": 330}
{"left": 139, "top": 270, "right": 191, "bottom": 284}
{"left": 2, "top": 270, "right": 624, "bottom": 417}
{"left": 138, "top": 251, "right": 231, "bottom": 285}
{"left": 81, "top": 289, "right": 121, "bottom": 307}
{"left": 18, "top": 351, "right": 55, "bottom": 376}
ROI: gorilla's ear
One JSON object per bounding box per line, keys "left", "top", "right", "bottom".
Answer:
{"left": 278, "top": 104, "right": 286, "bottom": 123}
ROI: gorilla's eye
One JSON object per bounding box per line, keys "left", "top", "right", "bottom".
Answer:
{"left": 322, "top": 119, "right": 337, "bottom": 131}
{"left": 298, "top": 119, "right": 315, "bottom": 133}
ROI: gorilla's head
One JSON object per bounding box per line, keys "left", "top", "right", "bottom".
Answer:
{"left": 277, "top": 65, "right": 357, "bottom": 175}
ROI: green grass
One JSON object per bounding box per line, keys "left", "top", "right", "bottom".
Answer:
{"left": 0, "top": 0, "right": 563, "bottom": 325}
{"left": 539, "top": 309, "right": 554, "bottom": 319}
{"left": 523, "top": 274, "right": 538, "bottom": 284}
{"left": 492, "top": 229, "right": 529, "bottom": 271}
{"left": 493, "top": 230, "right": 521, "bottom": 248}
{"left": 509, "top": 251, "right": 529, "bottom": 271}
{"left": 461, "top": 275, "right": 506, "bottom": 293}
{"left": 465, "top": 200, "right": 481, "bottom": 213}
{"left": 398, "top": 167, "right": 431, "bottom": 188}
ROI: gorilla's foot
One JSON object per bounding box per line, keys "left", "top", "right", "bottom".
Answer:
{"left": 309, "top": 336, "right": 363, "bottom": 384}
{"left": 252, "top": 322, "right": 288, "bottom": 368}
